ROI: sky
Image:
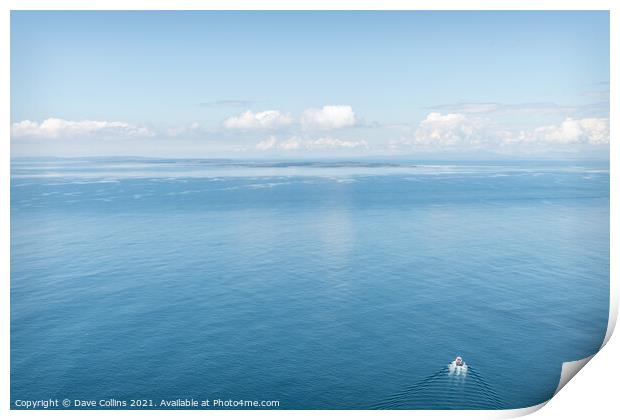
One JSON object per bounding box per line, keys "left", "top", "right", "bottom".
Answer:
{"left": 10, "top": 11, "right": 610, "bottom": 159}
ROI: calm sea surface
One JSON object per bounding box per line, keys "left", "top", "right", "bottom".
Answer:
{"left": 11, "top": 158, "right": 609, "bottom": 409}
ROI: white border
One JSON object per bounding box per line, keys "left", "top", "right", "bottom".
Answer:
{"left": 2, "top": 1, "right": 616, "bottom": 419}
{"left": 1, "top": 0, "right": 616, "bottom": 11}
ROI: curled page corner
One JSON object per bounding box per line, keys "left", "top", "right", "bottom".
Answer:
{"left": 506, "top": 299, "right": 616, "bottom": 415}
{"left": 494, "top": 401, "right": 548, "bottom": 418}
{"left": 549, "top": 288, "right": 619, "bottom": 398}
{"left": 494, "top": 355, "right": 597, "bottom": 419}
{"left": 553, "top": 355, "right": 595, "bottom": 396}
{"left": 602, "top": 281, "right": 618, "bottom": 348}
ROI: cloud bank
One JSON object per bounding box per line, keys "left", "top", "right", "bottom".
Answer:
{"left": 11, "top": 103, "right": 609, "bottom": 158}
{"left": 11, "top": 118, "right": 154, "bottom": 140}
{"left": 518, "top": 117, "right": 609, "bottom": 145}
{"left": 414, "top": 112, "right": 482, "bottom": 146}
{"left": 255, "top": 136, "right": 368, "bottom": 151}
{"left": 394, "top": 112, "right": 610, "bottom": 150}
{"left": 300, "top": 105, "right": 357, "bottom": 130}
{"left": 222, "top": 110, "right": 294, "bottom": 131}
{"left": 223, "top": 105, "right": 357, "bottom": 131}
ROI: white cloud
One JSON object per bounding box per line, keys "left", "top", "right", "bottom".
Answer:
{"left": 301, "top": 105, "right": 357, "bottom": 130}
{"left": 222, "top": 110, "right": 293, "bottom": 130}
{"left": 414, "top": 112, "right": 483, "bottom": 146}
{"left": 518, "top": 118, "right": 609, "bottom": 145}
{"left": 397, "top": 113, "right": 610, "bottom": 152}
{"left": 223, "top": 105, "right": 358, "bottom": 132}
{"left": 11, "top": 118, "right": 154, "bottom": 140}
{"left": 278, "top": 137, "right": 302, "bottom": 150}
{"left": 255, "top": 136, "right": 367, "bottom": 151}
{"left": 255, "top": 136, "right": 278, "bottom": 151}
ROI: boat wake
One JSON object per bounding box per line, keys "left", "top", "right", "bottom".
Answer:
{"left": 370, "top": 361, "right": 504, "bottom": 409}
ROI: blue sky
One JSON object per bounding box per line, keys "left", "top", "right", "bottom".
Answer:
{"left": 11, "top": 11, "right": 610, "bottom": 158}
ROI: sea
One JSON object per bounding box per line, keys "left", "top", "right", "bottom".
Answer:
{"left": 10, "top": 158, "right": 610, "bottom": 409}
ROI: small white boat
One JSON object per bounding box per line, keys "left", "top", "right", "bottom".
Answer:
{"left": 448, "top": 356, "right": 468, "bottom": 376}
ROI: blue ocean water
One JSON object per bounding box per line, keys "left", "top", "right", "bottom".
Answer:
{"left": 11, "top": 158, "right": 609, "bottom": 409}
